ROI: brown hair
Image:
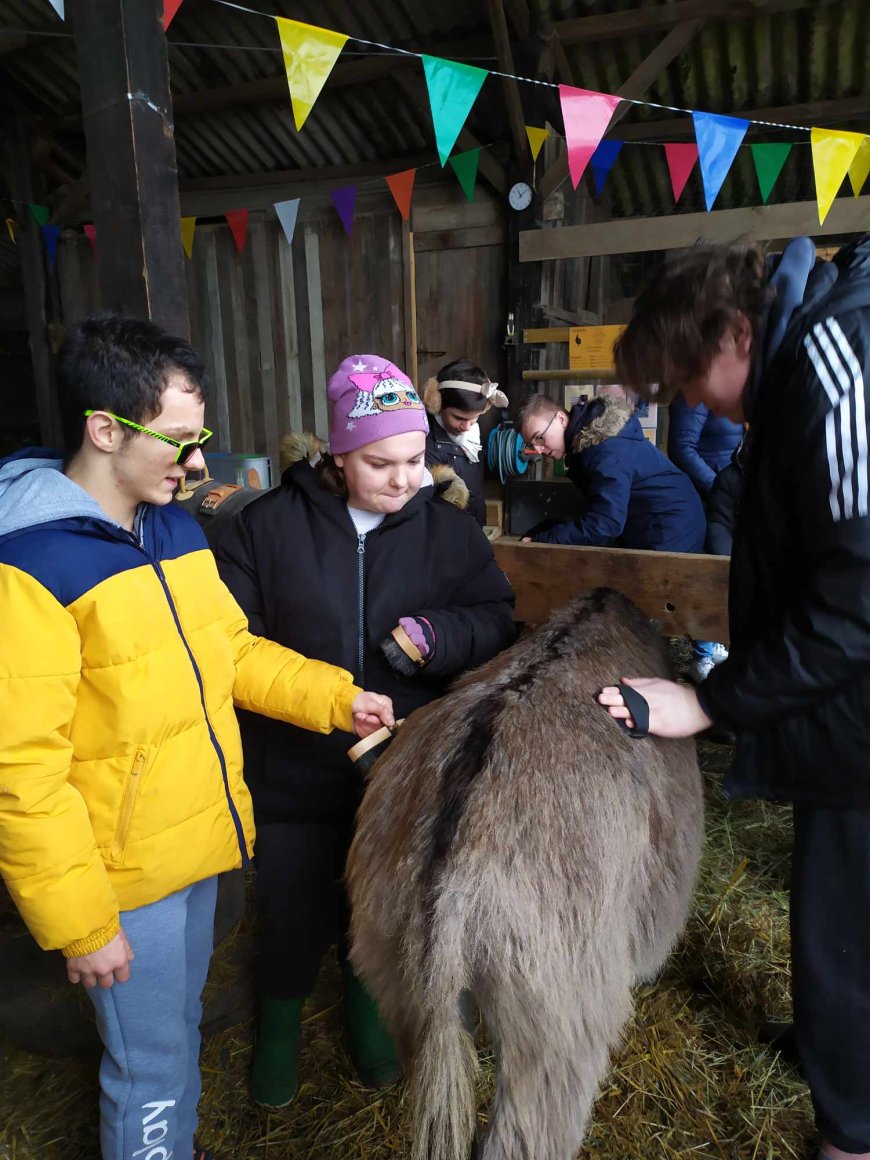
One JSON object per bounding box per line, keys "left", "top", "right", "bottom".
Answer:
{"left": 314, "top": 452, "right": 348, "bottom": 499}
{"left": 614, "top": 243, "right": 773, "bottom": 401}
{"left": 513, "top": 392, "right": 563, "bottom": 432}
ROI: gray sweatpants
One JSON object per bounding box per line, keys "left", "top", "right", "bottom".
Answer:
{"left": 87, "top": 876, "right": 218, "bottom": 1160}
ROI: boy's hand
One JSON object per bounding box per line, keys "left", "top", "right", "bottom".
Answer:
{"left": 67, "top": 927, "right": 135, "bottom": 989}
{"left": 598, "top": 678, "right": 712, "bottom": 738}
{"left": 351, "top": 692, "right": 395, "bottom": 738}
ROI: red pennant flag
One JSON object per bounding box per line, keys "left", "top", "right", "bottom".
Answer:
{"left": 163, "top": 0, "right": 184, "bottom": 30}
{"left": 385, "top": 169, "right": 416, "bottom": 221}
{"left": 664, "top": 143, "right": 699, "bottom": 202}
{"left": 83, "top": 224, "right": 97, "bottom": 253}
{"left": 225, "top": 209, "right": 249, "bottom": 254}
{"left": 558, "top": 86, "right": 620, "bottom": 189}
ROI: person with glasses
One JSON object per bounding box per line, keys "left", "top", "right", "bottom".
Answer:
{"left": 0, "top": 314, "right": 394, "bottom": 1160}
{"left": 515, "top": 391, "right": 705, "bottom": 553}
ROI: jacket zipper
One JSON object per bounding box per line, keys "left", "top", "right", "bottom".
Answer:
{"left": 152, "top": 559, "right": 249, "bottom": 865}
{"left": 356, "top": 532, "right": 366, "bottom": 684}
{"left": 111, "top": 747, "right": 146, "bottom": 862}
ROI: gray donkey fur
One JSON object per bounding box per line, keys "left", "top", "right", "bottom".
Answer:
{"left": 347, "top": 588, "right": 704, "bottom": 1160}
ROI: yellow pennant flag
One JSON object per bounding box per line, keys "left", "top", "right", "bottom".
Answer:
{"left": 848, "top": 135, "right": 870, "bottom": 197}
{"left": 180, "top": 216, "right": 197, "bottom": 259}
{"left": 811, "top": 128, "right": 866, "bottom": 224}
{"left": 5, "top": 217, "right": 16, "bottom": 244}
{"left": 525, "top": 125, "right": 549, "bottom": 163}
{"left": 277, "top": 17, "right": 348, "bottom": 132}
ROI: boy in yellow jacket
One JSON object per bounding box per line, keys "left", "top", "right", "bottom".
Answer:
{"left": 0, "top": 314, "right": 393, "bottom": 1160}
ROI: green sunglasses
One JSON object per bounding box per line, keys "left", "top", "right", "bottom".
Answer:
{"left": 84, "top": 410, "right": 214, "bottom": 466}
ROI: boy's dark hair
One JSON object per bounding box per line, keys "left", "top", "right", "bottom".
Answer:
{"left": 614, "top": 243, "right": 773, "bottom": 402}
{"left": 57, "top": 314, "right": 208, "bottom": 455}
{"left": 436, "top": 358, "right": 490, "bottom": 414}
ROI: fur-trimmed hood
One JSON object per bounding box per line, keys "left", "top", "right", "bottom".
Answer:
{"left": 569, "top": 395, "right": 634, "bottom": 454}
{"left": 279, "top": 431, "right": 469, "bottom": 510}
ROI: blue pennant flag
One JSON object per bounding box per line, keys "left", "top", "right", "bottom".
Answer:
{"left": 692, "top": 112, "right": 750, "bottom": 211}
{"left": 40, "top": 223, "right": 61, "bottom": 266}
{"left": 590, "top": 140, "right": 622, "bottom": 196}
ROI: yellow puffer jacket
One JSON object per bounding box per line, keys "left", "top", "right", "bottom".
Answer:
{"left": 0, "top": 458, "right": 361, "bottom": 957}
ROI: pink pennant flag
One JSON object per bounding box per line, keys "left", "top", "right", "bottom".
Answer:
{"left": 664, "top": 143, "right": 699, "bottom": 202}
{"left": 83, "top": 223, "right": 97, "bottom": 253}
{"left": 558, "top": 86, "right": 620, "bottom": 189}
{"left": 225, "top": 209, "right": 249, "bottom": 254}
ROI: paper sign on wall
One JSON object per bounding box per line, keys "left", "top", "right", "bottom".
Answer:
{"left": 568, "top": 325, "right": 625, "bottom": 372}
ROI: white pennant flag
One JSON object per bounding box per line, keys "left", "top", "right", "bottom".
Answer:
{"left": 47, "top": 0, "right": 64, "bottom": 17}
{"left": 274, "top": 199, "right": 301, "bottom": 246}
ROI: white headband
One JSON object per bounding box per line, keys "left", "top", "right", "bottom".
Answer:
{"left": 438, "top": 380, "right": 509, "bottom": 408}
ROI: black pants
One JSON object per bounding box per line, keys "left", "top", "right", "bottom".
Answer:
{"left": 254, "top": 820, "right": 355, "bottom": 999}
{"left": 792, "top": 804, "right": 870, "bottom": 1152}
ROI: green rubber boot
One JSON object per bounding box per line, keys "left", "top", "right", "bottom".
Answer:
{"left": 342, "top": 969, "right": 402, "bottom": 1089}
{"left": 250, "top": 995, "right": 305, "bottom": 1109}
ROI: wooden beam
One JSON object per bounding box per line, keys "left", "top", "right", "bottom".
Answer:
{"left": 541, "top": 20, "right": 703, "bottom": 199}
{"left": 7, "top": 118, "right": 62, "bottom": 447}
{"left": 554, "top": 0, "right": 830, "bottom": 44}
{"left": 502, "top": 0, "right": 530, "bottom": 40}
{"left": 521, "top": 367, "right": 612, "bottom": 380}
{"left": 615, "top": 96, "right": 870, "bottom": 141}
{"left": 75, "top": 0, "right": 188, "bottom": 336}
{"left": 402, "top": 220, "right": 418, "bottom": 389}
{"left": 488, "top": 0, "right": 529, "bottom": 162}
{"left": 524, "top": 326, "right": 572, "bottom": 343}
{"left": 494, "top": 541, "right": 730, "bottom": 639}
{"left": 169, "top": 36, "right": 495, "bottom": 119}
{"left": 520, "top": 196, "right": 870, "bottom": 262}
{"left": 413, "top": 224, "right": 506, "bottom": 252}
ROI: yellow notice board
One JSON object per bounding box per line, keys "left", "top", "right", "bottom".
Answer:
{"left": 568, "top": 325, "right": 625, "bottom": 372}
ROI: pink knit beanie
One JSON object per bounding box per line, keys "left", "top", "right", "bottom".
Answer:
{"left": 328, "top": 355, "right": 429, "bottom": 454}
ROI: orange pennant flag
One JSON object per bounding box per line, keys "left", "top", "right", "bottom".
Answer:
{"left": 386, "top": 169, "right": 416, "bottom": 221}
{"left": 225, "top": 210, "right": 248, "bottom": 254}
{"left": 811, "top": 128, "right": 866, "bottom": 224}
{"left": 180, "top": 217, "right": 196, "bottom": 259}
{"left": 849, "top": 136, "right": 870, "bottom": 197}
{"left": 276, "top": 17, "right": 348, "bottom": 132}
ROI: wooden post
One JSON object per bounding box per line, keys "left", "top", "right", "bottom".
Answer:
{"left": 74, "top": 0, "right": 189, "bottom": 337}
{"left": 8, "top": 118, "right": 62, "bottom": 447}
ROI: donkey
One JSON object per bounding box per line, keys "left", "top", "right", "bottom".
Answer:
{"left": 346, "top": 588, "right": 704, "bottom": 1160}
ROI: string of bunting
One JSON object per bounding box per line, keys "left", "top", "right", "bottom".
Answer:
{"left": 30, "top": 0, "right": 870, "bottom": 262}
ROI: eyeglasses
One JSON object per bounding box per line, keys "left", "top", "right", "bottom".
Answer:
{"left": 84, "top": 410, "right": 214, "bottom": 466}
{"left": 524, "top": 411, "right": 558, "bottom": 451}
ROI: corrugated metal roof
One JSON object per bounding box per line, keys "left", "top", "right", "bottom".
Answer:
{"left": 0, "top": 0, "right": 867, "bottom": 251}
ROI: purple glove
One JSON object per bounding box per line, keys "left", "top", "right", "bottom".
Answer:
{"left": 398, "top": 616, "right": 435, "bottom": 658}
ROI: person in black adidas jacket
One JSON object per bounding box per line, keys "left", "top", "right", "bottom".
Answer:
{"left": 599, "top": 236, "right": 870, "bottom": 1160}
{"left": 214, "top": 353, "right": 515, "bottom": 1111}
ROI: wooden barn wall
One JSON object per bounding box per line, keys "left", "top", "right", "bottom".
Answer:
{"left": 55, "top": 184, "right": 507, "bottom": 472}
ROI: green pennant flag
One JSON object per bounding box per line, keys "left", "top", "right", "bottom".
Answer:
{"left": 750, "top": 143, "right": 792, "bottom": 204}
{"left": 421, "top": 56, "right": 488, "bottom": 167}
{"left": 448, "top": 148, "right": 480, "bottom": 201}
{"left": 30, "top": 204, "right": 50, "bottom": 226}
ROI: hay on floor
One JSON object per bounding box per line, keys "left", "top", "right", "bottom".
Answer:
{"left": 0, "top": 741, "right": 814, "bottom": 1159}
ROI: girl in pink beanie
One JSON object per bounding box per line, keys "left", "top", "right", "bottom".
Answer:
{"left": 215, "top": 354, "right": 514, "bottom": 1110}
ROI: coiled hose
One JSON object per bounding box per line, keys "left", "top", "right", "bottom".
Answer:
{"left": 486, "top": 424, "right": 531, "bottom": 484}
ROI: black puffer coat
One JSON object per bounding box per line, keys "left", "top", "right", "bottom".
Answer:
{"left": 214, "top": 455, "right": 515, "bottom": 823}
{"left": 425, "top": 416, "right": 486, "bottom": 525}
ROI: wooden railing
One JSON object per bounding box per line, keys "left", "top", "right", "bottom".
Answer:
{"left": 492, "top": 540, "right": 730, "bottom": 641}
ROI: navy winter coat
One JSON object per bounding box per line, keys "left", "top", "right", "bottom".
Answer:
{"left": 667, "top": 391, "right": 743, "bottom": 498}
{"left": 425, "top": 415, "right": 486, "bottom": 525}
{"left": 533, "top": 397, "right": 706, "bottom": 553}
